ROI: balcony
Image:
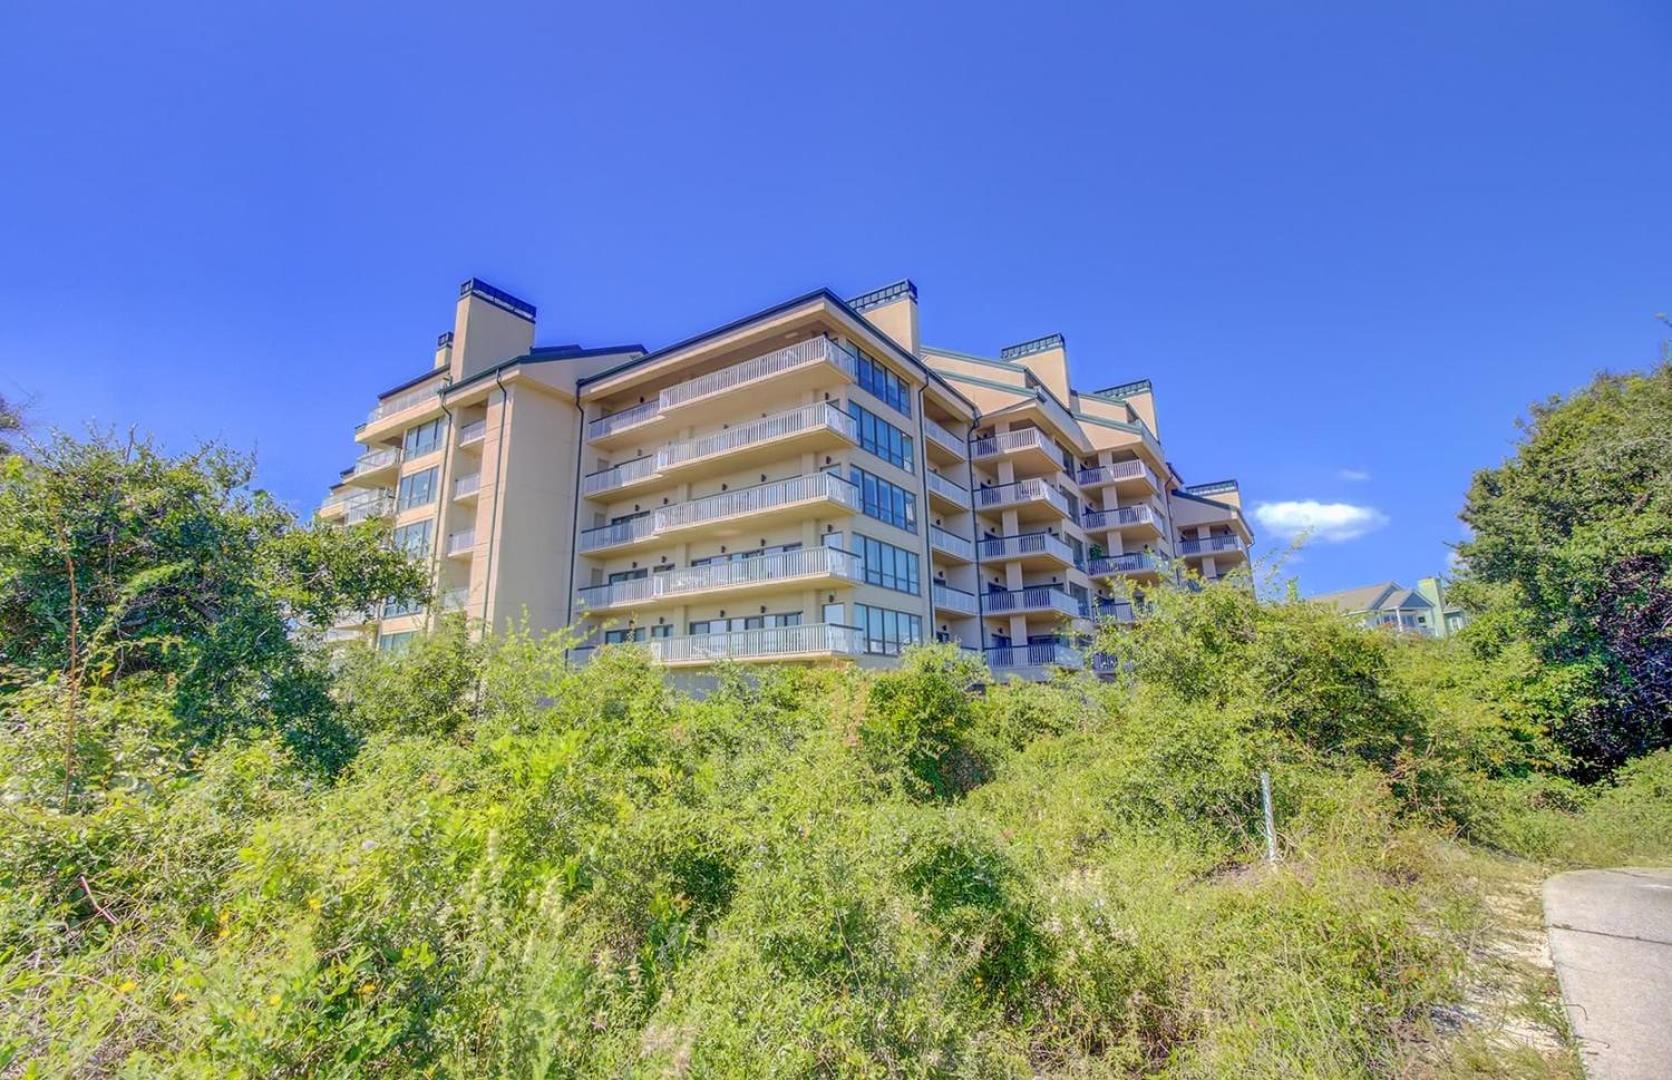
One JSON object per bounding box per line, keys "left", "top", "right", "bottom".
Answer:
{"left": 1087, "top": 552, "right": 1163, "bottom": 579}
{"left": 587, "top": 337, "right": 858, "bottom": 445}
{"left": 458, "top": 420, "right": 487, "bottom": 449}
{"left": 650, "top": 622, "right": 865, "bottom": 667}
{"left": 445, "top": 529, "right": 476, "bottom": 558}
{"left": 922, "top": 416, "right": 968, "bottom": 463}
{"left": 576, "top": 546, "right": 863, "bottom": 612}
{"left": 1094, "top": 599, "right": 1137, "bottom": 623}
{"left": 581, "top": 403, "right": 859, "bottom": 499}
{"left": 452, "top": 473, "right": 481, "bottom": 501}
{"left": 969, "top": 428, "right": 1067, "bottom": 477}
{"left": 349, "top": 447, "right": 400, "bottom": 485}
{"left": 317, "top": 491, "right": 349, "bottom": 520}
{"left": 925, "top": 471, "right": 971, "bottom": 511}
{"left": 981, "top": 586, "right": 1082, "bottom": 619}
{"left": 1077, "top": 459, "right": 1161, "bottom": 495}
{"left": 439, "top": 587, "right": 470, "bottom": 612}
{"left": 1083, "top": 503, "right": 1163, "bottom": 540}
{"left": 973, "top": 478, "right": 1072, "bottom": 523}
{"left": 976, "top": 532, "right": 1077, "bottom": 570}
{"left": 577, "top": 473, "right": 861, "bottom": 555}
{"left": 342, "top": 489, "right": 395, "bottom": 525}
{"left": 932, "top": 582, "right": 978, "bottom": 616}
{"left": 930, "top": 526, "right": 975, "bottom": 563}
{"left": 364, "top": 385, "right": 442, "bottom": 432}
{"left": 1179, "top": 535, "right": 1247, "bottom": 560}
{"left": 985, "top": 642, "right": 1084, "bottom": 675}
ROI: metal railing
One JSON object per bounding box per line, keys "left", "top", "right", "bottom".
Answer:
{"left": 931, "top": 582, "right": 978, "bottom": 615}
{"left": 582, "top": 455, "right": 658, "bottom": 497}
{"left": 458, "top": 420, "right": 487, "bottom": 446}
{"left": 439, "top": 587, "right": 470, "bottom": 611}
{"left": 650, "top": 622, "right": 865, "bottom": 664}
{"left": 587, "top": 399, "right": 662, "bottom": 441}
{"left": 976, "top": 532, "right": 1074, "bottom": 564}
{"left": 1179, "top": 535, "right": 1245, "bottom": 556}
{"left": 974, "top": 478, "right": 1071, "bottom": 516}
{"left": 351, "top": 447, "right": 400, "bottom": 476}
{"left": 657, "top": 402, "right": 857, "bottom": 469}
{"left": 577, "top": 547, "right": 862, "bottom": 609}
{"left": 579, "top": 473, "right": 861, "bottom": 554}
{"left": 922, "top": 416, "right": 967, "bottom": 456}
{"left": 342, "top": 489, "right": 395, "bottom": 524}
{"left": 969, "top": 427, "right": 1055, "bottom": 462}
{"left": 1077, "top": 459, "right": 1160, "bottom": 489}
{"left": 660, "top": 337, "right": 857, "bottom": 412}
{"left": 578, "top": 515, "right": 656, "bottom": 553}
{"left": 930, "top": 526, "right": 975, "bottom": 561}
{"left": 1087, "top": 552, "right": 1159, "bottom": 576}
{"left": 367, "top": 385, "right": 441, "bottom": 425}
{"left": 1083, "top": 504, "right": 1158, "bottom": 531}
{"left": 452, "top": 473, "right": 481, "bottom": 499}
{"left": 445, "top": 529, "right": 475, "bottom": 556}
{"left": 986, "top": 642, "right": 1084, "bottom": 670}
{"left": 925, "top": 471, "right": 971, "bottom": 508}
{"left": 982, "top": 586, "right": 1082, "bottom": 618}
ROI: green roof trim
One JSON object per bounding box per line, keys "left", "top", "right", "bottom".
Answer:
{"left": 921, "top": 345, "right": 1019, "bottom": 371}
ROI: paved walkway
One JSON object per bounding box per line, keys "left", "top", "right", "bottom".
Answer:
{"left": 1544, "top": 868, "right": 1672, "bottom": 1079}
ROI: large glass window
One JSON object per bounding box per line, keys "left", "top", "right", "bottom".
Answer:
{"left": 855, "top": 534, "right": 920, "bottom": 595}
{"left": 847, "top": 403, "right": 915, "bottom": 472}
{"left": 855, "top": 604, "right": 923, "bottom": 656}
{"left": 377, "top": 631, "right": 416, "bottom": 653}
{"left": 849, "top": 467, "right": 917, "bottom": 532}
{"left": 855, "top": 350, "right": 912, "bottom": 418}
{"left": 402, "top": 417, "right": 447, "bottom": 457}
{"left": 392, "top": 519, "right": 433, "bottom": 558}
{"left": 396, "top": 466, "right": 439, "bottom": 510}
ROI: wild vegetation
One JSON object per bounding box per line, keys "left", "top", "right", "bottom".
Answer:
{"left": 0, "top": 367, "right": 1667, "bottom": 1077}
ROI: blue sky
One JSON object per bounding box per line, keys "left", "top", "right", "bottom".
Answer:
{"left": 3, "top": 2, "right": 1668, "bottom": 595}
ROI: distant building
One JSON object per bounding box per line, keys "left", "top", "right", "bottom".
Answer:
{"left": 1312, "top": 576, "right": 1466, "bottom": 638}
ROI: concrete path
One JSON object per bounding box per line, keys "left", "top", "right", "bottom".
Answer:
{"left": 1544, "top": 868, "right": 1672, "bottom": 1079}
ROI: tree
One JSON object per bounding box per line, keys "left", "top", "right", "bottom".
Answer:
{"left": 1453, "top": 363, "right": 1672, "bottom": 777}
{"left": 0, "top": 393, "right": 21, "bottom": 456}
{"left": 0, "top": 430, "right": 427, "bottom": 763}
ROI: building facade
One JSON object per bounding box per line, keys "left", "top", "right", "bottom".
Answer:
{"left": 318, "top": 278, "right": 1253, "bottom": 677}
{"left": 1312, "top": 576, "right": 1467, "bottom": 638}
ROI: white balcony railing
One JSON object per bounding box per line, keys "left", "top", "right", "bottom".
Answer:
{"left": 352, "top": 447, "right": 400, "bottom": 477}
{"left": 1179, "top": 535, "right": 1246, "bottom": 556}
{"left": 650, "top": 622, "right": 865, "bottom": 664}
{"left": 932, "top": 582, "right": 978, "bottom": 615}
{"left": 576, "top": 547, "right": 862, "bottom": 609}
{"left": 930, "top": 526, "right": 975, "bottom": 561}
{"left": 446, "top": 529, "right": 476, "bottom": 557}
{"left": 976, "top": 532, "right": 1075, "bottom": 565}
{"left": 970, "top": 427, "right": 1064, "bottom": 465}
{"left": 440, "top": 587, "right": 470, "bottom": 611}
{"left": 458, "top": 420, "right": 487, "bottom": 447}
{"left": 582, "top": 455, "right": 658, "bottom": 497}
{"left": 452, "top": 473, "right": 481, "bottom": 500}
{"left": 982, "top": 586, "right": 1082, "bottom": 618}
{"left": 1087, "top": 552, "right": 1160, "bottom": 576}
{"left": 1083, "top": 504, "right": 1158, "bottom": 531}
{"left": 587, "top": 399, "right": 662, "bottom": 441}
{"left": 342, "top": 489, "right": 395, "bottom": 524}
{"left": 974, "top": 479, "right": 1071, "bottom": 516}
{"left": 922, "top": 416, "right": 967, "bottom": 456}
{"left": 925, "top": 471, "right": 971, "bottom": 508}
{"left": 367, "top": 386, "right": 441, "bottom": 425}
{"left": 578, "top": 473, "right": 860, "bottom": 554}
{"left": 986, "top": 642, "right": 1084, "bottom": 671}
{"left": 659, "top": 337, "right": 857, "bottom": 413}
{"left": 1077, "top": 459, "right": 1160, "bottom": 490}
{"left": 658, "top": 402, "right": 856, "bottom": 470}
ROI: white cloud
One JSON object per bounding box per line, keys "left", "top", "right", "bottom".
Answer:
{"left": 1338, "top": 468, "right": 1371, "bottom": 482}
{"left": 1253, "top": 500, "right": 1389, "bottom": 543}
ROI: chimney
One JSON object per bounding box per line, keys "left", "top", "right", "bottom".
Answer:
{"left": 848, "top": 279, "right": 919, "bottom": 356}
{"left": 1095, "top": 378, "right": 1160, "bottom": 440}
{"left": 1000, "top": 333, "right": 1070, "bottom": 403}
{"left": 450, "top": 278, "right": 536, "bottom": 380}
{"left": 433, "top": 330, "right": 454, "bottom": 370}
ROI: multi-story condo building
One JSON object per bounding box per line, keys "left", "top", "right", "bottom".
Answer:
{"left": 318, "top": 278, "right": 1253, "bottom": 678}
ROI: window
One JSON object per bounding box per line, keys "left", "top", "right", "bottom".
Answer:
{"left": 392, "top": 519, "right": 433, "bottom": 558}
{"left": 850, "top": 467, "right": 917, "bottom": 532}
{"left": 855, "top": 534, "right": 920, "bottom": 595}
{"left": 689, "top": 542, "right": 801, "bottom": 567}
{"left": 382, "top": 596, "right": 425, "bottom": 618}
{"left": 608, "top": 568, "right": 649, "bottom": 584}
{"left": 847, "top": 403, "right": 914, "bottom": 472}
{"left": 396, "top": 467, "right": 439, "bottom": 510}
{"left": 603, "top": 625, "right": 672, "bottom": 644}
{"left": 855, "top": 604, "right": 923, "bottom": 656}
{"left": 402, "top": 417, "right": 447, "bottom": 457}
{"left": 855, "top": 350, "right": 912, "bottom": 418}
{"left": 377, "top": 631, "right": 416, "bottom": 653}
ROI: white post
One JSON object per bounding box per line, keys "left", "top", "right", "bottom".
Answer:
{"left": 1260, "top": 770, "right": 1278, "bottom": 863}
